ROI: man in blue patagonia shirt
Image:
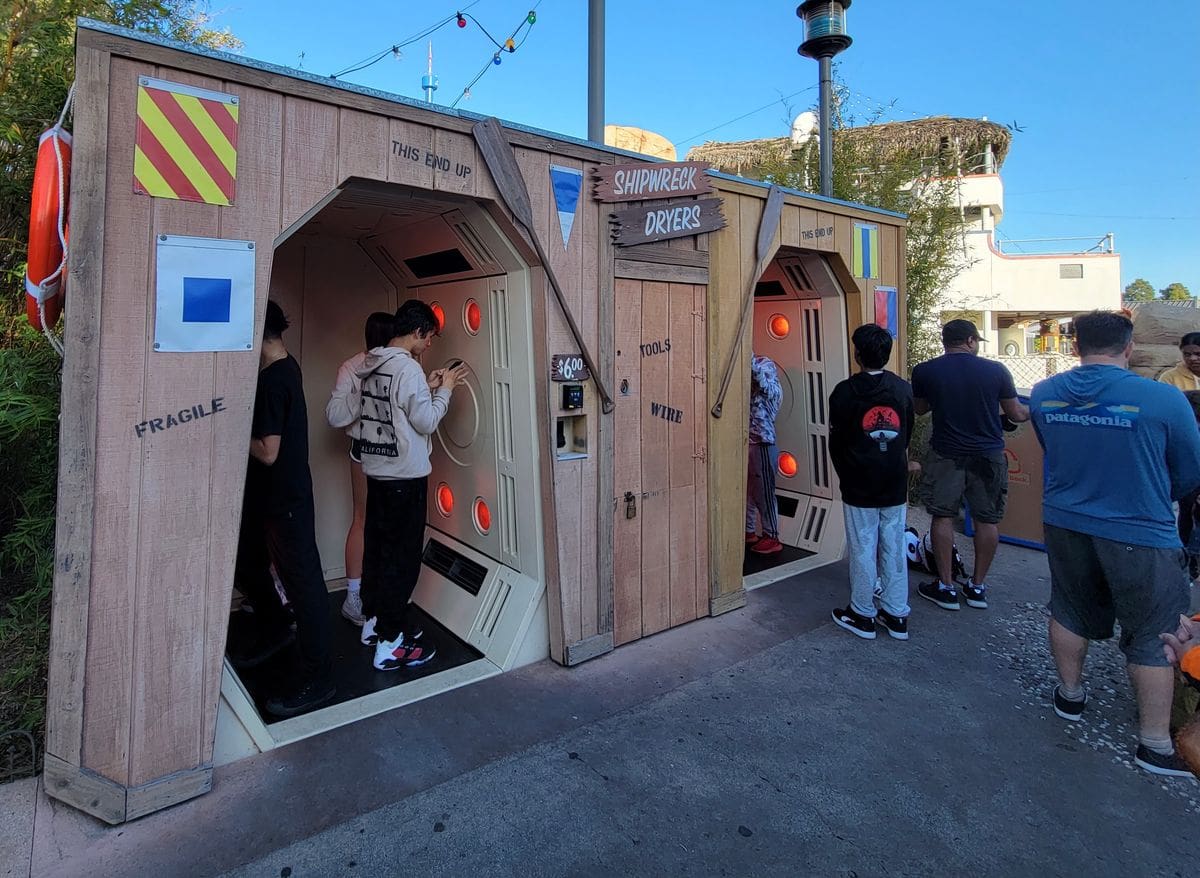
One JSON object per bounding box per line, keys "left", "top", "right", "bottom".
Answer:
{"left": 1032, "top": 310, "right": 1200, "bottom": 777}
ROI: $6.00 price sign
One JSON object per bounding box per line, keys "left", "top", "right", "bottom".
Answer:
{"left": 550, "top": 354, "right": 590, "bottom": 382}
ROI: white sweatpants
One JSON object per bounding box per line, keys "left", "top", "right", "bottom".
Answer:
{"left": 844, "top": 503, "right": 910, "bottom": 619}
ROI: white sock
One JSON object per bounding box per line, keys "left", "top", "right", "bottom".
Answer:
{"left": 1139, "top": 733, "right": 1174, "bottom": 756}
{"left": 347, "top": 578, "right": 361, "bottom": 596}
{"left": 969, "top": 577, "right": 985, "bottom": 589}
{"left": 1058, "top": 682, "right": 1085, "bottom": 701}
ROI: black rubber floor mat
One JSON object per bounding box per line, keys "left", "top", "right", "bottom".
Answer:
{"left": 226, "top": 592, "right": 484, "bottom": 724}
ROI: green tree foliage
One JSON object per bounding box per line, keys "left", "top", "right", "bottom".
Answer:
{"left": 752, "top": 99, "right": 965, "bottom": 371}
{"left": 1160, "top": 282, "right": 1192, "bottom": 301}
{"left": 1123, "top": 278, "right": 1155, "bottom": 303}
{"left": 0, "top": 1, "right": 240, "bottom": 746}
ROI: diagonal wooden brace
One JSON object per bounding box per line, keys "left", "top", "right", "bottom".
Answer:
{"left": 472, "top": 117, "right": 615, "bottom": 414}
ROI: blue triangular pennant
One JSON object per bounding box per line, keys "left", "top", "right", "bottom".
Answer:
{"left": 550, "top": 165, "right": 583, "bottom": 249}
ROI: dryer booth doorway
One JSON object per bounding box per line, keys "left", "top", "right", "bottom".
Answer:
{"left": 217, "top": 180, "right": 547, "bottom": 763}
{"left": 743, "top": 248, "right": 850, "bottom": 589}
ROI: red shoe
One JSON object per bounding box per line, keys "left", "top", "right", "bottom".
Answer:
{"left": 750, "top": 536, "right": 783, "bottom": 554}
{"left": 745, "top": 532, "right": 760, "bottom": 545}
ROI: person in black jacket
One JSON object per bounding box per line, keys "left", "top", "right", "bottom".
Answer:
{"left": 829, "top": 324, "right": 916, "bottom": 641}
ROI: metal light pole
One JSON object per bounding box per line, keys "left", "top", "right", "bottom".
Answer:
{"left": 797, "top": 1, "right": 853, "bottom": 198}
{"left": 588, "top": 0, "right": 605, "bottom": 143}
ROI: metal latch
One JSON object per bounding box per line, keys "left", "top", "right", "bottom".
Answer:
{"left": 624, "top": 491, "right": 637, "bottom": 519}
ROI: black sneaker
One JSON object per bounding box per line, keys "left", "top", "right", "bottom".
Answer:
{"left": 918, "top": 581, "right": 961, "bottom": 611}
{"left": 227, "top": 626, "right": 295, "bottom": 670}
{"left": 832, "top": 606, "right": 877, "bottom": 640}
{"left": 1052, "top": 684, "right": 1088, "bottom": 721}
{"left": 963, "top": 580, "right": 988, "bottom": 609}
{"left": 265, "top": 678, "right": 336, "bottom": 718}
{"left": 876, "top": 609, "right": 909, "bottom": 641}
{"left": 1134, "top": 745, "right": 1195, "bottom": 778}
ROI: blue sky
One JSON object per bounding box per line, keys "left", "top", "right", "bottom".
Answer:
{"left": 218, "top": 0, "right": 1199, "bottom": 294}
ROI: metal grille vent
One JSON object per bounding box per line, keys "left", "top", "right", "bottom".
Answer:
{"left": 810, "top": 434, "right": 830, "bottom": 490}
{"left": 422, "top": 538, "right": 487, "bottom": 596}
{"left": 798, "top": 498, "right": 831, "bottom": 550}
{"left": 498, "top": 473, "right": 519, "bottom": 558}
{"left": 803, "top": 303, "right": 823, "bottom": 362}
{"left": 494, "top": 382, "right": 514, "bottom": 463}
{"left": 448, "top": 214, "right": 499, "bottom": 269}
{"left": 783, "top": 257, "right": 816, "bottom": 293}
{"left": 491, "top": 286, "right": 511, "bottom": 369}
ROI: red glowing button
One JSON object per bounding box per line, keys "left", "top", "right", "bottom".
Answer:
{"left": 473, "top": 497, "right": 492, "bottom": 534}
{"left": 768, "top": 314, "right": 790, "bottom": 340}
{"left": 436, "top": 482, "right": 454, "bottom": 516}
{"left": 778, "top": 452, "right": 798, "bottom": 478}
{"left": 464, "top": 299, "right": 482, "bottom": 335}
{"left": 431, "top": 302, "right": 446, "bottom": 332}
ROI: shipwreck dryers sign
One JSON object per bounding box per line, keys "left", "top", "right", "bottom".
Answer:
{"left": 595, "top": 160, "right": 725, "bottom": 246}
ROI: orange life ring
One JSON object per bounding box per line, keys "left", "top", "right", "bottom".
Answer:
{"left": 26, "top": 126, "right": 72, "bottom": 332}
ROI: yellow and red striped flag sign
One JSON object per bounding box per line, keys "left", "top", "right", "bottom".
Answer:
{"left": 134, "top": 77, "right": 239, "bottom": 206}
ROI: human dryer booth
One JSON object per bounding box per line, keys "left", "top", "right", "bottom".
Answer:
{"left": 43, "top": 20, "right": 907, "bottom": 823}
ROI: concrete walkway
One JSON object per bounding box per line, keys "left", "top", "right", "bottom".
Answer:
{"left": 7, "top": 534, "right": 1198, "bottom": 878}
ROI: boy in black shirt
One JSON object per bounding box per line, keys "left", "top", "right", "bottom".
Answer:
{"left": 829, "top": 324, "right": 915, "bottom": 640}
{"left": 230, "top": 300, "right": 334, "bottom": 716}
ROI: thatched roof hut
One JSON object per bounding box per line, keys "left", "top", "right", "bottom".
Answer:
{"left": 687, "top": 117, "right": 1012, "bottom": 179}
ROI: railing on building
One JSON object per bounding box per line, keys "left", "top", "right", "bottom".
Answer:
{"left": 994, "top": 234, "right": 1115, "bottom": 256}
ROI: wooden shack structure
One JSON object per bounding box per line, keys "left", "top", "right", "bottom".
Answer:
{"left": 44, "top": 20, "right": 905, "bottom": 823}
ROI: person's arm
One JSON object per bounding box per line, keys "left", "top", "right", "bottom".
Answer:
{"left": 1000, "top": 396, "right": 1030, "bottom": 423}
{"left": 398, "top": 362, "right": 456, "bottom": 435}
{"left": 325, "top": 359, "right": 360, "bottom": 429}
{"left": 910, "top": 364, "right": 930, "bottom": 416}
{"left": 250, "top": 435, "right": 281, "bottom": 465}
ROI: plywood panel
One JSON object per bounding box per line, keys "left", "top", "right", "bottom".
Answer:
{"left": 577, "top": 194, "right": 602, "bottom": 641}
{"left": 337, "top": 107, "right": 388, "bottom": 183}
{"left": 129, "top": 71, "right": 223, "bottom": 787}
{"left": 692, "top": 283, "right": 709, "bottom": 619}
{"left": 281, "top": 97, "right": 338, "bottom": 232}
{"left": 432, "top": 128, "right": 477, "bottom": 196}
{"left": 706, "top": 191, "right": 751, "bottom": 603}
{"left": 668, "top": 283, "right": 699, "bottom": 627}
{"left": 80, "top": 56, "right": 151, "bottom": 784}
{"left": 595, "top": 182, "right": 618, "bottom": 641}
{"left": 201, "top": 83, "right": 284, "bottom": 765}
{"left": 387, "top": 117, "right": 435, "bottom": 191}
{"left": 781, "top": 204, "right": 801, "bottom": 250}
{"left": 46, "top": 41, "right": 109, "bottom": 766}
{"left": 613, "top": 278, "right": 643, "bottom": 645}
{"left": 639, "top": 280, "right": 671, "bottom": 636}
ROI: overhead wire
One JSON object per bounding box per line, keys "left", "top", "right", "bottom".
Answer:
{"left": 328, "top": 0, "right": 485, "bottom": 79}
{"left": 675, "top": 85, "right": 819, "bottom": 149}
{"left": 450, "top": 3, "right": 543, "bottom": 109}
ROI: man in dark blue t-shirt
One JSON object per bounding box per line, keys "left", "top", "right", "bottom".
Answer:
{"left": 911, "top": 319, "right": 1028, "bottom": 611}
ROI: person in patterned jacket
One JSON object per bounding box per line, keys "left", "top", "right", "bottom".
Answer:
{"left": 746, "top": 353, "right": 784, "bottom": 554}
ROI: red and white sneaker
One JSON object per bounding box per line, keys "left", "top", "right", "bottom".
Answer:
{"left": 373, "top": 635, "right": 437, "bottom": 671}
{"left": 750, "top": 536, "right": 784, "bottom": 555}
{"left": 745, "top": 532, "right": 760, "bottom": 545}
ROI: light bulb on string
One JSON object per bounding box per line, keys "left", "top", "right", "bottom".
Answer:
{"left": 493, "top": 52, "right": 502, "bottom": 65}
{"left": 456, "top": 12, "right": 466, "bottom": 27}
{"left": 527, "top": 11, "right": 536, "bottom": 24}
{"left": 505, "top": 38, "right": 515, "bottom": 52}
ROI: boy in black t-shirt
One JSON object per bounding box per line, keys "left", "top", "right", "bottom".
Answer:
{"left": 230, "top": 300, "right": 334, "bottom": 717}
{"left": 829, "top": 324, "right": 915, "bottom": 641}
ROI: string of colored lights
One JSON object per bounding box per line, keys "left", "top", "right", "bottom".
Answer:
{"left": 327, "top": 0, "right": 489, "bottom": 80}
{"left": 450, "top": 6, "right": 541, "bottom": 109}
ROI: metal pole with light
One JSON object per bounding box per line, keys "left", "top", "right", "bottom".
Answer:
{"left": 797, "top": 1, "right": 853, "bottom": 197}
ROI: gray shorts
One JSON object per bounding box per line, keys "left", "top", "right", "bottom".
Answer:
{"left": 922, "top": 449, "right": 1008, "bottom": 524}
{"left": 1045, "top": 524, "right": 1191, "bottom": 667}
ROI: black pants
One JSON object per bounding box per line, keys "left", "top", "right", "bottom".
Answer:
{"left": 234, "top": 500, "right": 332, "bottom": 679}
{"left": 362, "top": 476, "right": 427, "bottom": 642}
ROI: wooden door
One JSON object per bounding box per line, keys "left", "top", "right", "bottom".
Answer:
{"left": 613, "top": 278, "right": 708, "bottom": 646}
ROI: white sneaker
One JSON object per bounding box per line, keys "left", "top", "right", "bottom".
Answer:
{"left": 360, "top": 616, "right": 378, "bottom": 646}
{"left": 342, "top": 591, "right": 365, "bottom": 626}
{"left": 373, "top": 635, "right": 436, "bottom": 671}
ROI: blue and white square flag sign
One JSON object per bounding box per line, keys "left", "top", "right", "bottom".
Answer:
{"left": 155, "top": 234, "right": 256, "bottom": 352}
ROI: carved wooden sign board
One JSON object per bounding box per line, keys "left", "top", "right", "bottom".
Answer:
{"left": 610, "top": 198, "right": 726, "bottom": 247}
{"left": 550, "top": 354, "right": 591, "bottom": 382}
{"left": 592, "top": 160, "right": 714, "bottom": 203}
{"left": 595, "top": 160, "right": 726, "bottom": 247}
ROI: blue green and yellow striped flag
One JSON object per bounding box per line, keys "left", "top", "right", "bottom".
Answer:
{"left": 853, "top": 223, "right": 879, "bottom": 279}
